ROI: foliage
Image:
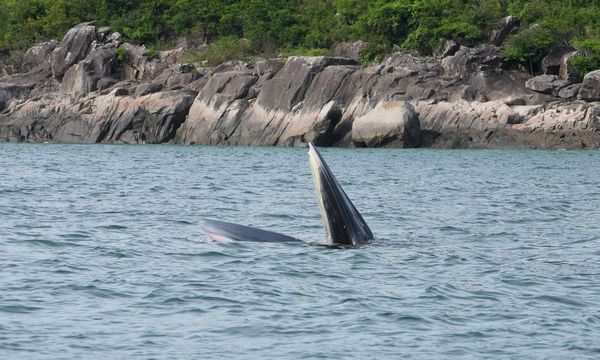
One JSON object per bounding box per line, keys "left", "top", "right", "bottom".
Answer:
{"left": 190, "top": 36, "right": 253, "bottom": 67}
{"left": 358, "top": 43, "right": 390, "bottom": 66}
{"left": 281, "top": 47, "right": 333, "bottom": 57}
{"left": 0, "top": 0, "right": 599, "bottom": 72}
{"left": 571, "top": 38, "right": 600, "bottom": 75}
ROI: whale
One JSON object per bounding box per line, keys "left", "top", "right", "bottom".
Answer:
{"left": 202, "top": 143, "right": 373, "bottom": 247}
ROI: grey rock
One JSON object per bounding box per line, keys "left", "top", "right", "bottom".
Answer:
{"left": 352, "top": 102, "right": 421, "bottom": 147}
{"left": 441, "top": 45, "right": 502, "bottom": 79}
{"left": 106, "top": 32, "right": 123, "bottom": 45}
{"left": 0, "top": 84, "right": 30, "bottom": 112}
{"left": 558, "top": 83, "right": 581, "bottom": 100}
{"left": 23, "top": 40, "right": 59, "bottom": 72}
{"left": 97, "top": 78, "right": 117, "bottom": 91}
{"left": 61, "top": 61, "right": 98, "bottom": 94}
{"left": 96, "top": 27, "right": 111, "bottom": 42}
{"left": 525, "top": 75, "right": 569, "bottom": 95}
{"left": 542, "top": 45, "right": 576, "bottom": 75}
{"left": 158, "top": 47, "right": 186, "bottom": 65}
{"left": 120, "top": 43, "right": 167, "bottom": 81}
{"left": 213, "top": 60, "right": 252, "bottom": 73}
{"left": 135, "top": 83, "right": 163, "bottom": 96}
{"left": 334, "top": 41, "right": 367, "bottom": 60}
{"left": 61, "top": 43, "right": 117, "bottom": 94}
{"left": 255, "top": 58, "right": 285, "bottom": 76}
{"left": 50, "top": 22, "right": 97, "bottom": 78}
{"left": 177, "top": 63, "right": 196, "bottom": 73}
{"left": 559, "top": 51, "right": 581, "bottom": 82}
{"left": 578, "top": 70, "right": 600, "bottom": 101}
{"left": 441, "top": 40, "right": 461, "bottom": 58}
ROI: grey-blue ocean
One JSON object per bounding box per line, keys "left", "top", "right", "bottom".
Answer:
{"left": 1, "top": 143, "right": 599, "bottom": 359}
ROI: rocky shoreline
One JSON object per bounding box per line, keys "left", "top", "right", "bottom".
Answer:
{"left": 1, "top": 22, "right": 599, "bottom": 149}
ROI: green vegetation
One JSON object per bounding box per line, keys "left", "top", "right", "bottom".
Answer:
{"left": 0, "top": 0, "right": 599, "bottom": 73}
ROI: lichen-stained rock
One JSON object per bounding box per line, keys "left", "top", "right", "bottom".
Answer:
{"left": 50, "top": 22, "right": 97, "bottom": 78}
{"left": 61, "top": 43, "right": 117, "bottom": 94}
{"left": 578, "top": 70, "right": 600, "bottom": 101}
{"left": 236, "top": 57, "right": 356, "bottom": 146}
{"left": 525, "top": 75, "right": 569, "bottom": 96}
{"left": 0, "top": 90, "right": 196, "bottom": 144}
{"left": 23, "top": 40, "right": 59, "bottom": 72}
{"left": 0, "top": 84, "right": 30, "bottom": 112}
{"left": 176, "top": 71, "right": 259, "bottom": 145}
{"left": 120, "top": 43, "right": 168, "bottom": 82}
{"left": 559, "top": 51, "right": 581, "bottom": 82}
{"left": 441, "top": 45, "right": 502, "bottom": 79}
{"left": 352, "top": 102, "right": 420, "bottom": 147}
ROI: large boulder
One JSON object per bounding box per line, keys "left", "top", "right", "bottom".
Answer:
{"left": 50, "top": 22, "right": 97, "bottom": 78}
{"left": 525, "top": 75, "right": 569, "bottom": 96}
{"left": 23, "top": 40, "right": 59, "bottom": 72}
{"left": 558, "top": 83, "right": 581, "bottom": 100}
{"left": 176, "top": 71, "right": 259, "bottom": 145}
{"left": 352, "top": 101, "right": 420, "bottom": 147}
{"left": 578, "top": 70, "right": 600, "bottom": 101}
{"left": 542, "top": 45, "right": 576, "bottom": 75}
{"left": 559, "top": 51, "right": 581, "bottom": 82}
{"left": 120, "top": 43, "right": 168, "bottom": 81}
{"left": 61, "top": 43, "right": 117, "bottom": 94}
{"left": 441, "top": 45, "right": 502, "bottom": 78}
{"left": 334, "top": 41, "right": 367, "bottom": 61}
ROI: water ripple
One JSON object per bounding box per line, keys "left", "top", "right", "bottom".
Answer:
{"left": 1, "top": 144, "right": 600, "bottom": 359}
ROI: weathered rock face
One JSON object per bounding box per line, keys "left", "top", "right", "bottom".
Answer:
{"left": 559, "top": 51, "right": 581, "bottom": 82}
{"left": 51, "top": 22, "right": 97, "bottom": 78}
{"left": 23, "top": 40, "right": 59, "bottom": 72}
{"left": 0, "top": 89, "right": 196, "bottom": 144}
{"left": 61, "top": 42, "right": 117, "bottom": 94}
{"left": 352, "top": 102, "right": 420, "bottom": 147}
{"left": 0, "top": 84, "right": 30, "bottom": 112}
{"left": 578, "top": 70, "right": 600, "bottom": 101}
{"left": 334, "top": 41, "right": 367, "bottom": 60}
{"left": 525, "top": 75, "right": 569, "bottom": 96}
{"left": 441, "top": 45, "right": 502, "bottom": 79}
{"left": 2, "top": 23, "right": 600, "bottom": 149}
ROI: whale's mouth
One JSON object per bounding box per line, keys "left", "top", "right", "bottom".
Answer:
{"left": 308, "top": 143, "right": 373, "bottom": 246}
{"left": 202, "top": 143, "right": 372, "bottom": 246}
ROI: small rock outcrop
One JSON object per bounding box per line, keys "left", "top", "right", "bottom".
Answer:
{"left": 578, "top": 70, "right": 600, "bottom": 101}
{"left": 23, "top": 40, "right": 59, "bottom": 72}
{"left": 352, "top": 102, "right": 420, "bottom": 147}
{"left": 50, "top": 22, "right": 97, "bottom": 78}
{"left": 525, "top": 75, "right": 569, "bottom": 96}
{"left": 334, "top": 41, "right": 367, "bottom": 61}
{"left": 559, "top": 51, "right": 581, "bottom": 82}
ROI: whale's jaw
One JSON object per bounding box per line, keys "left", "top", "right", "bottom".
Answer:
{"left": 308, "top": 143, "right": 373, "bottom": 246}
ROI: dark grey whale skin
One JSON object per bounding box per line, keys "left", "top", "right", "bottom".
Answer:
{"left": 202, "top": 219, "right": 303, "bottom": 243}
{"left": 202, "top": 143, "right": 373, "bottom": 246}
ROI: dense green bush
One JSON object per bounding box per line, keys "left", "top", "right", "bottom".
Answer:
{"left": 0, "top": 0, "right": 599, "bottom": 72}
{"left": 571, "top": 38, "right": 600, "bottom": 75}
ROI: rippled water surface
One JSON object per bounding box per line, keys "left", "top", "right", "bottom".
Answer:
{"left": 1, "top": 144, "right": 600, "bottom": 359}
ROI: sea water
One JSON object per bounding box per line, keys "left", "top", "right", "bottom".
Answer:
{"left": 1, "top": 144, "right": 599, "bottom": 359}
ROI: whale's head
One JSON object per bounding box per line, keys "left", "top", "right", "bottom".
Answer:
{"left": 308, "top": 143, "right": 373, "bottom": 247}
